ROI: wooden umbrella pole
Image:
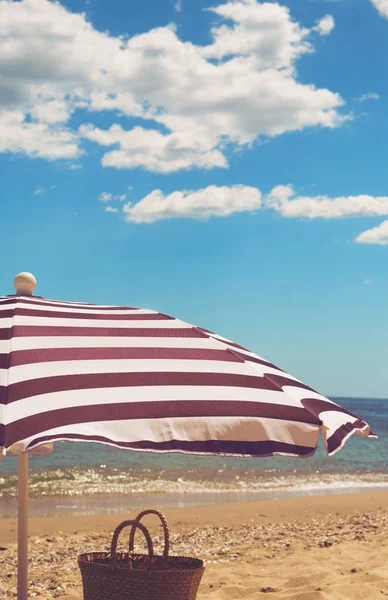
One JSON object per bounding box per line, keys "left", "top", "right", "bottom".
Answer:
{"left": 14, "top": 273, "right": 36, "bottom": 600}
{"left": 18, "top": 453, "right": 29, "bottom": 600}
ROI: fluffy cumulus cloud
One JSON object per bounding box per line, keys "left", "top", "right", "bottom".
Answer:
{"left": 81, "top": 125, "right": 227, "bottom": 173}
{"left": 370, "top": 0, "right": 388, "bottom": 19}
{"left": 202, "top": 0, "right": 312, "bottom": 63}
{"left": 0, "top": 0, "right": 345, "bottom": 170}
{"left": 123, "top": 185, "right": 261, "bottom": 222}
{"left": 94, "top": 182, "right": 388, "bottom": 248}
{"left": 313, "top": 14, "right": 335, "bottom": 36}
{"left": 355, "top": 221, "right": 388, "bottom": 245}
{"left": 0, "top": 110, "right": 79, "bottom": 160}
{"left": 266, "top": 185, "right": 388, "bottom": 219}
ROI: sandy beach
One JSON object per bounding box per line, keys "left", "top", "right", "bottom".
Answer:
{"left": 1, "top": 491, "right": 388, "bottom": 599}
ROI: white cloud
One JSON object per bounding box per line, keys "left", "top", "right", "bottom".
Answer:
{"left": 30, "top": 99, "right": 72, "bottom": 124}
{"left": 267, "top": 185, "right": 388, "bottom": 218}
{"left": 313, "top": 14, "right": 335, "bottom": 35}
{"left": 0, "top": 0, "right": 345, "bottom": 170}
{"left": 0, "top": 110, "right": 79, "bottom": 160}
{"left": 174, "top": 0, "right": 182, "bottom": 12}
{"left": 363, "top": 278, "right": 373, "bottom": 284}
{"left": 113, "top": 183, "right": 388, "bottom": 225}
{"left": 68, "top": 163, "right": 83, "bottom": 170}
{"left": 370, "top": 0, "right": 388, "bottom": 19}
{"left": 105, "top": 206, "right": 119, "bottom": 213}
{"left": 359, "top": 92, "right": 381, "bottom": 102}
{"left": 203, "top": 1, "right": 312, "bottom": 64}
{"left": 355, "top": 221, "right": 388, "bottom": 245}
{"left": 87, "top": 92, "right": 145, "bottom": 118}
{"left": 98, "top": 191, "right": 127, "bottom": 202}
{"left": 81, "top": 124, "right": 227, "bottom": 173}
{"left": 123, "top": 184, "right": 261, "bottom": 223}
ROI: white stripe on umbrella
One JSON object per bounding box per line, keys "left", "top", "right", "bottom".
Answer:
{"left": 0, "top": 296, "right": 132, "bottom": 308}
{"left": 5, "top": 359, "right": 281, "bottom": 385}
{"left": 0, "top": 303, "right": 153, "bottom": 315}
{"left": 6, "top": 388, "right": 306, "bottom": 423}
{"left": 0, "top": 336, "right": 227, "bottom": 352}
{"left": 16, "top": 416, "right": 321, "bottom": 453}
{"left": 6, "top": 316, "right": 191, "bottom": 328}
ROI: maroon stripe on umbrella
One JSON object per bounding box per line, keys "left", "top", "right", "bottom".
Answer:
{"left": 25, "top": 434, "right": 316, "bottom": 458}
{"left": 264, "top": 374, "right": 316, "bottom": 394}
{"left": 0, "top": 297, "right": 139, "bottom": 310}
{"left": 198, "top": 327, "right": 216, "bottom": 335}
{"left": 301, "top": 398, "right": 358, "bottom": 420}
{"left": 0, "top": 354, "right": 8, "bottom": 369}
{"left": 0, "top": 310, "right": 18, "bottom": 319}
{"left": 1, "top": 308, "right": 173, "bottom": 321}
{"left": 219, "top": 340, "right": 248, "bottom": 351}
{"left": 0, "top": 298, "right": 19, "bottom": 305}
{"left": 0, "top": 423, "right": 4, "bottom": 447}
{"left": 326, "top": 419, "right": 369, "bottom": 454}
{"left": 210, "top": 338, "right": 248, "bottom": 352}
{"left": 4, "top": 400, "right": 322, "bottom": 445}
{"left": 5, "top": 372, "right": 282, "bottom": 404}
{"left": 0, "top": 329, "right": 10, "bottom": 340}
{"left": 8, "top": 347, "right": 241, "bottom": 367}
{"left": 0, "top": 307, "right": 16, "bottom": 317}
{"left": 8, "top": 326, "right": 204, "bottom": 338}
{"left": 196, "top": 328, "right": 250, "bottom": 352}
{"left": 228, "top": 349, "right": 283, "bottom": 371}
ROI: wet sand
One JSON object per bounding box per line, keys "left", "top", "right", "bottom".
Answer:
{"left": 1, "top": 491, "right": 388, "bottom": 599}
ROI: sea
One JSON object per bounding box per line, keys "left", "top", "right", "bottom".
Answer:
{"left": 0, "top": 398, "right": 387, "bottom": 518}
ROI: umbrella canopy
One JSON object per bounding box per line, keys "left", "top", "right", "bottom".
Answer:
{"left": 1, "top": 273, "right": 375, "bottom": 458}
{"left": 0, "top": 272, "right": 376, "bottom": 600}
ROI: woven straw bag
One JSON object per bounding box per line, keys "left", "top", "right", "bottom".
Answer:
{"left": 78, "top": 509, "right": 205, "bottom": 600}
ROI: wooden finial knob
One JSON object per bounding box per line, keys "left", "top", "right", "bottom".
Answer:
{"left": 14, "top": 272, "right": 37, "bottom": 295}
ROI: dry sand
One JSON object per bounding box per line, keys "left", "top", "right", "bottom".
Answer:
{"left": 1, "top": 491, "right": 388, "bottom": 599}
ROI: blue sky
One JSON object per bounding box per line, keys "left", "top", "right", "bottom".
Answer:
{"left": 1, "top": 0, "right": 388, "bottom": 398}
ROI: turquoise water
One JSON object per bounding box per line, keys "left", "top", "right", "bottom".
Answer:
{"left": 0, "top": 398, "right": 386, "bottom": 516}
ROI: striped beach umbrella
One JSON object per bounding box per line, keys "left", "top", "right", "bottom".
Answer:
{"left": 1, "top": 273, "right": 376, "bottom": 600}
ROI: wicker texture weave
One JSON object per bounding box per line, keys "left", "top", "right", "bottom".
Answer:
{"left": 78, "top": 510, "right": 205, "bottom": 600}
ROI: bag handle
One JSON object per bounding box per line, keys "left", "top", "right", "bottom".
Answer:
{"left": 111, "top": 520, "right": 154, "bottom": 569}
{"left": 129, "top": 509, "right": 170, "bottom": 558}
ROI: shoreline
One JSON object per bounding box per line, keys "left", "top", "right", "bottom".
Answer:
{"left": 2, "top": 480, "right": 388, "bottom": 519}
